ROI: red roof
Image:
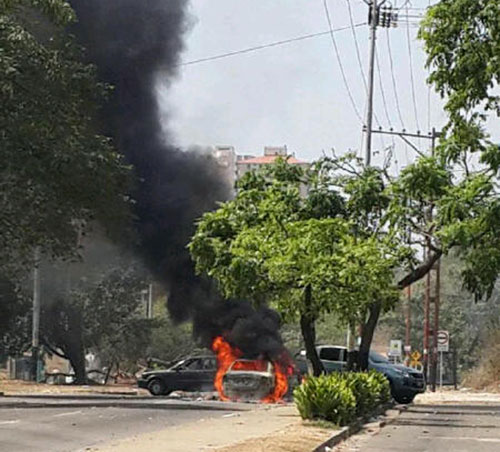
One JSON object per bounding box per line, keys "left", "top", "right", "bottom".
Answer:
{"left": 238, "top": 155, "right": 306, "bottom": 165}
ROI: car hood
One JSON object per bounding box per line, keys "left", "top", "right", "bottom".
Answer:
{"left": 370, "top": 362, "right": 414, "bottom": 373}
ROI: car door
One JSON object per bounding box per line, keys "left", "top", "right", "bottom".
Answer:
{"left": 179, "top": 358, "right": 206, "bottom": 391}
{"left": 200, "top": 358, "right": 217, "bottom": 390}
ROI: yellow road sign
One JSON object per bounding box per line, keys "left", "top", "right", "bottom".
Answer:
{"left": 411, "top": 350, "right": 421, "bottom": 362}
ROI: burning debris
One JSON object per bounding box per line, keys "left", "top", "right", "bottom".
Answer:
{"left": 67, "top": 0, "right": 293, "bottom": 401}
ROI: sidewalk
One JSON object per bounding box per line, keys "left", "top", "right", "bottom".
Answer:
{"left": 92, "top": 404, "right": 337, "bottom": 452}
{"left": 0, "top": 379, "right": 142, "bottom": 396}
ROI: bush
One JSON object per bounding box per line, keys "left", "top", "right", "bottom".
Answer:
{"left": 293, "top": 374, "right": 356, "bottom": 425}
{"left": 342, "top": 372, "right": 378, "bottom": 416}
{"left": 366, "top": 369, "right": 391, "bottom": 404}
{"left": 294, "top": 370, "right": 391, "bottom": 425}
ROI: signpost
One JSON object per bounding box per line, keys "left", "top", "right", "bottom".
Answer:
{"left": 437, "top": 330, "right": 449, "bottom": 352}
{"left": 437, "top": 330, "right": 449, "bottom": 388}
{"left": 388, "top": 340, "right": 402, "bottom": 359}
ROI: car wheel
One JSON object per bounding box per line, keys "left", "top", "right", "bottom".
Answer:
{"left": 393, "top": 393, "right": 415, "bottom": 404}
{"left": 148, "top": 378, "right": 167, "bottom": 396}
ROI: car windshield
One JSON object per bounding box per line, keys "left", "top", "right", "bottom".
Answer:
{"left": 370, "top": 352, "right": 389, "bottom": 363}
{"left": 169, "top": 359, "right": 187, "bottom": 370}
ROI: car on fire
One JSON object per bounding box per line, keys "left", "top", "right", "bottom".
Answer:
{"left": 222, "top": 359, "right": 275, "bottom": 401}
{"left": 138, "top": 355, "right": 216, "bottom": 396}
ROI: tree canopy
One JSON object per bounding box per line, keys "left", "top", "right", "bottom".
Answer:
{"left": 0, "top": 0, "right": 130, "bottom": 276}
{"left": 189, "top": 160, "right": 402, "bottom": 373}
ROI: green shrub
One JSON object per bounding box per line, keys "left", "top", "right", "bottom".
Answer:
{"left": 293, "top": 370, "right": 391, "bottom": 425}
{"left": 293, "top": 374, "right": 356, "bottom": 425}
{"left": 342, "top": 372, "right": 378, "bottom": 416}
{"left": 366, "top": 370, "right": 391, "bottom": 405}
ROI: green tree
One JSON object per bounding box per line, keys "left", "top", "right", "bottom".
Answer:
{"left": 41, "top": 263, "right": 153, "bottom": 383}
{"left": 189, "top": 161, "right": 401, "bottom": 375}
{"left": 0, "top": 0, "right": 130, "bottom": 276}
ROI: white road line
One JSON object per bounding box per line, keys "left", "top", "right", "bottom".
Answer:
{"left": 52, "top": 410, "right": 83, "bottom": 418}
{"left": 419, "top": 436, "right": 500, "bottom": 443}
{"left": 0, "top": 420, "right": 20, "bottom": 426}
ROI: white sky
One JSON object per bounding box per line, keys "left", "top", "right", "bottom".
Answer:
{"left": 158, "top": 0, "right": 495, "bottom": 170}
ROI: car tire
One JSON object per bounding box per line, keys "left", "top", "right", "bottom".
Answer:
{"left": 393, "top": 393, "right": 415, "bottom": 404}
{"left": 148, "top": 378, "right": 167, "bottom": 396}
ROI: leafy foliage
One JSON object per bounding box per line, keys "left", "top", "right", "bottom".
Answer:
{"left": 190, "top": 159, "right": 401, "bottom": 327}
{"left": 40, "top": 263, "right": 153, "bottom": 381}
{"left": 293, "top": 370, "right": 390, "bottom": 425}
{"left": 0, "top": 0, "right": 131, "bottom": 276}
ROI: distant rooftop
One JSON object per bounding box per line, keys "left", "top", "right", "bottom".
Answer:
{"left": 237, "top": 155, "right": 306, "bottom": 165}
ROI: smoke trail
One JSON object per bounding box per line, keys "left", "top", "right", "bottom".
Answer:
{"left": 68, "top": 0, "right": 288, "bottom": 361}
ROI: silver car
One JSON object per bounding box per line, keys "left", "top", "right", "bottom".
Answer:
{"left": 222, "top": 359, "right": 274, "bottom": 401}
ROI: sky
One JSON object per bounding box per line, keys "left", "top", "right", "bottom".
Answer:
{"left": 158, "top": 0, "right": 452, "bottom": 169}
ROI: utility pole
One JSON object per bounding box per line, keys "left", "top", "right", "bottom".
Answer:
{"left": 364, "top": 0, "right": 378, "bottom": 166}
{"left": 31, "top": 247, "right": 41, "bottom": 382}
{"left": 405, "top": 284, "right": 411, "bottom": 360}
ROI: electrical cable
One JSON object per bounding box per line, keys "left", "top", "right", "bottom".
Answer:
{"left": 405, "top": 4, "right": 421, "bottom": 132}
{"left": 375, "top": 47, "right": 393, "bottom": 129}
{"left": 322, "top": 0, "right": 363, "bottom": 122}
{"left": 178, "top": 24, "right": 365, "bottom": 67}
{"left": 386, "top": 29, "right": 405, "bottom": 129}
{"left": 345, "top": 0, "right": 383, "bottom": 128}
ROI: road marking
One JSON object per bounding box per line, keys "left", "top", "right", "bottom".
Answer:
{"left": 52, "top": 410, "right": 83, "bottom": 418}
{"left": 419, "top": 436, "right": 500, "bottom": 443}
{"left": 0, "top": 420, "right": 20, "bottom": 426}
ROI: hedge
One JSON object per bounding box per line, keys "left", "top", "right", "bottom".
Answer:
{"left": 293, "top": 370, "right": 391, "bottom": 425}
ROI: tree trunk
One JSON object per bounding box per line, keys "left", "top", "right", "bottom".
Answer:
{"left": 67, "top": 343, "right": 87, "bottom": 384}
{"left": 358, "top": 301, "right": 382, "bottom": 371}
{"left": 299, "top": 285, "right": 324, "bottom": 376}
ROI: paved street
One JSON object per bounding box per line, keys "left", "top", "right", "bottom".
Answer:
{"left": 0, "top": 396, "right": 251, "bottom": 452}
{"left": 337, "top": 401, "right": 500, "bottom": 452}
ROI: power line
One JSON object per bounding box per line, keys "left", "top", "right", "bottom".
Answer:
{"left": 345, "top": 0, "right": 382, "bottom": 127}
{"left": 322, "top": 0, "right": 363, "bottom": 122}
{"left": 178, "top": 24, "right": 365, "bottom": 67}
{"left": 385, "top": 29, "right": 405, "bottom": 129}
{"left": 427, "top": 0, "right": 432, "bottom": 133}
{"left": 375, "top": 47, "right": 393, "bottom": 129}
{"left": 346, "top": 0, "right": 368, "bottom": 90}
{"left": 405, "top": 5, "right": 421, "bottom": 132}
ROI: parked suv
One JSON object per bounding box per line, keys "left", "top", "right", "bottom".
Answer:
{"left": 296, "top": 345, "right": 425, "bottom": 404}
{"left": 368, "top": 351, "right": 425, "bottom": 404}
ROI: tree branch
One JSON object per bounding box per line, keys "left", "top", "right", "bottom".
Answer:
{"left": 41, "top": 339, "right": 69, "bottom": 360}
{"left": 397, "top": 249, "right": 443, "bottom": 289}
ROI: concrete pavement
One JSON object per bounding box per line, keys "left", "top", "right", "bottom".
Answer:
{"left": 0, "top": 395, "right": 257, "bottom": 452}
{"left": 336, "top": 401, "right": 500, "bottom": 451}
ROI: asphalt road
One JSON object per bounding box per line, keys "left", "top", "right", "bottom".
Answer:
{"left": 0, "top": 396, "right": 252, "bottom": 452}
{"left": 338, "top": 402, "right": 500, "bottom": 451}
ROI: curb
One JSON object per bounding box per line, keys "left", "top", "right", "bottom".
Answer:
{"left": 312, "top": 403, "right": 404, "bottom": 452}
{"left": 1, "top": 393, "right": 148, "bottom": 400}
{"left": 0, "top": 400, "right": 246, "bottom": 412}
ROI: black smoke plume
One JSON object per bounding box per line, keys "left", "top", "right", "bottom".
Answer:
{"left": 67, "top": 0, "right": 288, "bottom": 362}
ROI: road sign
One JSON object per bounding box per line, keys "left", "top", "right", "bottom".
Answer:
{"left": 409, "top": 350, "right": 423, "bottom": 372}
{"left": 404, "top": 345, "right": 411, "bottom": 353}
{"left": 437, "top": 330, "right": 449, "bottom": 352}
{"left": 388, "top": 340, "right": 402, "bottom": 357}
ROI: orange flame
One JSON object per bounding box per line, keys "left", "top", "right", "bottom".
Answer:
{"left": 211, "top": 336, "right": 292, "bottom": 403}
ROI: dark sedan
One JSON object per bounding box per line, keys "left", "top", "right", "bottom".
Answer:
{"left": 138, "top": 356, "right": 216, "bottom": 396}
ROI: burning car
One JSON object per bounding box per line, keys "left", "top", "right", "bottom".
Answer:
{"left": 212, "top": 336, "right": 292, "bottom": 403}
{"left": 222, "top": 359, "right": 275, "bottom": 401}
